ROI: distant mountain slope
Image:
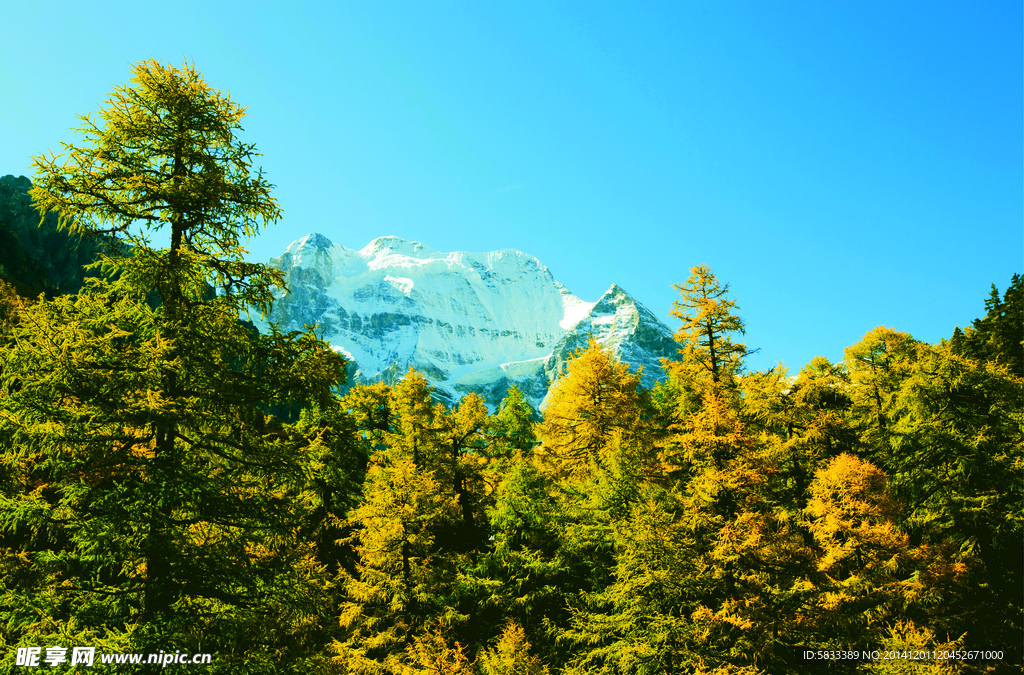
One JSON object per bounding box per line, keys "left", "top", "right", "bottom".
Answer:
{"left": 0, "top": 175, "right": 102, "bottom": 296}
{"left": 260, "top": 233, "right": 678, "bottom": 409}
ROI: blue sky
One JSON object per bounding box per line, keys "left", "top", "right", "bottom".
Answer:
{"left": 3, "top": 2, "right": 1021, "bottom": 373}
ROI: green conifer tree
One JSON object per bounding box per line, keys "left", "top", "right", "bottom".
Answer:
{"left": 561, "top": 487, "right": 705, "bottom": 675}
{"left": 336, "top": 373, "right": 497, "bottom": 672}
{"left": 740, "top": 357, "right": 858, "bottom": 510}
{"left": 951, "top": 274, "right": 1023, "bottom": 374}
{"left": 0, "top": 60, "right": 346, "bottom": 672}
{"left": 461, "top": 453, "right": 569, "bottom": 667}
{"left": 882, "top": 342, "right": 1023, "bottom": 664}
{"left": 433, "top": 393, "right": 490, "bottom": 552}
{"left": 843, "top": 326, "right": 918, "bottom": 453}
{"left": 488, "top": 385, "right": 538, "bottom": 458}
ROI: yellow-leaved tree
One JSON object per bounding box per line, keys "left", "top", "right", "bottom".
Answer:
{"left": 537, "top": 338, "right": 654, "bottom": 482}
{"left": 666, "top": 264, "right": 751, "bottom": 395}
{"left": 802, "top": 454, "right": 926, "bottom": 648}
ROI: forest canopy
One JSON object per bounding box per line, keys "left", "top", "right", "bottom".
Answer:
{"left": 0, "top": 60, "right": 1020, "bottom": 675}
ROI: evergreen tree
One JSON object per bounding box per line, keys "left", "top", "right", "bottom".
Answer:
{"left": 843, "top": 327, "right": 918, "bottom": 453}
{"left": 655, "top": 388, "right": 810, "bottom": 672}
{"left": 951, "top": 274, "right": 1023, "bottom": 374}
{"left": 666, "top": 264, "right": 752, "bottom": 396}
{"left": 882, "top": 342, "right": 1022, "bottom": 664}
{"left": 295, "top": 397, "right": 370, "bottom": 583}
{"left": 648, "top": 271, "right": 845, "bottom": 672}
{"left": 741, "top": 358, "right": 858, "bottom": 510}
{"left": 334, "top": 457, "right": 461, "bottom": 673}
{"left": 434, "top": 392, "right": 489, "bottom": 551}
{"left": 537, "top": 338, "right": 654, "bottom": 482}
{"left": 336, "top": 374, "right": 496, "bottom": 672}
{"left": 459, "top": 453, "right": 570, "bottom": 668}
{"left": 457, "top": 346, "right": 652, "bottom": 670}
{"left": 561, "top": 486, "right": 707, "bottom": 675}
{"left": 488, "top": 385, "right": 538, "bottom": 458}
{"left": 0, "top": 60, "right": 345, "bottom": 672}
{"left": 477, "top": 622, "right": 549, "bottom": 675}
{"left": 860, "top": 621, "right": 966, "bottom": 675}
{"left": 0, "top": 278, "right": 31, "bottom": 328}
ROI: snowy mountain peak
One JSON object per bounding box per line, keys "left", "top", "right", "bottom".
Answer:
{"left": 260, "top": 234, "right": 677, "bottom": 409}
{"left": 594, "top": 283, "right": 631, "bottom": 307}
{"left": 272, "top": 232, "right": 333, "bottom": 265}
{"left": 359, "top": 236, "right": 438, "bottom": 261}
{"left": 295, "top": 232, "right": 333, "bottom": 251}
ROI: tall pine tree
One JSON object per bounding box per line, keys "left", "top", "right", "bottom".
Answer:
{"left": 0, "top": 60, "right": 345, "bottom": 673}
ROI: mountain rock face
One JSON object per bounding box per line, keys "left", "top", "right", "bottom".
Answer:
{"left": 0, "top": 175, "right": 103, "bottom": 296}
{"left": 259, "top": 234, "right": 679, "bottom": 409}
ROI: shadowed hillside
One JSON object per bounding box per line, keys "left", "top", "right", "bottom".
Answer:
{"left": 0, "top": 174, "right": 103, "bottom": 297}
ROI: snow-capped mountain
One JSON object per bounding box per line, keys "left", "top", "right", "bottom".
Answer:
{"left": 258, "top": 234, "right": 679, "bottom": 409}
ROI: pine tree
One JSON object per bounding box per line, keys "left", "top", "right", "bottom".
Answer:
{"left": 534, "top": 340, "right": 656, "bottom": 668}
{"left": 666, "top": 264, "right": 751, "bottom": 396}
{"left": 336, "top": 374, "right": 496, "bottom": 671}
{"left": 561, "top": 486, "right": 705, "bottom": 675}
{"left": 843, "top": 326, "right": 918, "bottom": 452}
{"left": 434, "top": 393, "right": 489, "bottom": 553}
{"left": 951, "top": 274, "right": 1023, "bottom": 374}
{"left": 0, "top": 60, "right": 345, "bottom": 671}
{"left": 477, "top": 622, "right": 549, "bottom": 675}
{"left": 860, "top": 621, "right": 965, "bottom": 675}
{"left": 537, "top": 338, "right": 654, "bottom": 482}
{"left": 461, "top": 453, "right": 569, "bottom": 666}
{"left": 659, "top": 390, "right": 807, "bottom": 671}
{"left": 882, "top": 342, "right": 1023, "bottom": 664}
{"left": 0, "top": 278, "right": 31, "bottom": 331}
{"left": 488, "top": 385, "right": 538, "bottom": 458}
{"left": 334, "top": 457, "right": 461, "bottom": 674}
{"left": 740, "top": 357, "right": 858, "bottom": 510}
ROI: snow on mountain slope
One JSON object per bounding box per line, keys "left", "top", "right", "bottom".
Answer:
{"left": 259, "top": 234, "right": 678, "bottom": 409}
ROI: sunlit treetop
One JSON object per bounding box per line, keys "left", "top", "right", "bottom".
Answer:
{"left": 30, "top": 59, "right": 282, "bottom": 315}
{"left": 668, "top": 263, "right": 751, "bottom": 388}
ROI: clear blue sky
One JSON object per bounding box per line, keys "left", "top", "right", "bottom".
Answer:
{"left": 3, "top": 2, "right": 1021, "bottom": 373}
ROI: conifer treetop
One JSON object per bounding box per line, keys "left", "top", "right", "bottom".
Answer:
{"left": 30, "top": 59, "right": 282, "bottom": 315}
{"left": 669, "top": 263, "right": 751, "bottom": 386}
